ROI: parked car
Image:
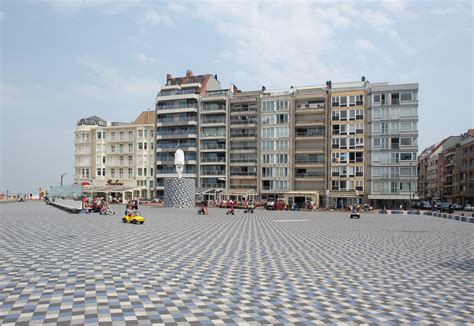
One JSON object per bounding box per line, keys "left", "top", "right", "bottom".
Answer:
{"left": 414, "top": 201, "right": 431, "bottom": 210}
{"left": 464, "top": 204, "right": 474, "bottom": 211}
{"left": 438, "top": 203, "right": 451, "bottom": 212}
{"left": 452, "top": 203, "right": 464, "bottom": 210}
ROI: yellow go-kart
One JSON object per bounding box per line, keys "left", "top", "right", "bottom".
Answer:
{"left": 122, "top": 211, "right": 145, "bottom": 224}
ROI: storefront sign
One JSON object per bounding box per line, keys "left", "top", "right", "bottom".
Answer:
{"left": 106, "top": 179, "right": 124, "bottom": 186}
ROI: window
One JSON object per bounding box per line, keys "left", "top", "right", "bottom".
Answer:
{"left": 373, "top": 138, "right": 381, "bottom": 148}
{"left": 340, "top": 96, "right": 347, "bottom": 107}
{"left": 349, "top": 96, "right": 356, "bottom": 107}
{"left": 373, "top": 109, "right": 380, "bottom": 119}
{"left": 401, "top": 138, "right": 413, "bottom": 146}
{"left": 400, "top": 152, "right": 416, "bottom": 161}
{"left": 138, "top": 130, "right": 143, "bottom": 138}
{"left": 111, "top": 169, "right": 115, "bottom": 178}
{"left": 391, "top": 93, "right": 400, "bottom": 105}
{"left": 356, "top": 95, "right": 364, "bottom": 106}
{"left": 400, "top": 122, "right": 413, "bottom": 131}
{"left": 119, "top": 156, "right": 124, "bottom": 165}
{"left": 373, "top": 123, "right": 381, "bottom": 133}
{"left": 128, "top": 168, "right": 132, "bottom": 178}
{"left": 138, "top": 143, "right": 143, "bottom": 150}
{"left": 340, "top": 110, "right": 347, "bottom": 121}
{"left": 119, "top": 169, "right": 124, "bottom": 178}
{"left": 111, "top": 145, "right": 115, "bottom": 153}
{"left": 111, "top": 132, "right": 115, "bottom": 140}
{"left": 102, "top": 156, "right": 106, "bottom": 164}
{"left": 138, "top": 168, "right": 142, "bottom": 176}
{"left": 128, "top": 131, "right": 133, "bottom": 140}
{"left": 373, "top": 94, "right": 381, "bottom": 104}
{"left": 400, "top": 92, "right": 413, "bottom": 101}
{"left": 332, "top": 96, "right": 340, "bottom": 107}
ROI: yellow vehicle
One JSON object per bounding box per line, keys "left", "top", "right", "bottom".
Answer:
{"left": 122, "top": 211, "right": 145, "bottom": 224}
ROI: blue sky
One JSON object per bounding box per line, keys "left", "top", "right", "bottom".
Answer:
{"left": 1, "top": 0, "right": 473, "bottom": 194}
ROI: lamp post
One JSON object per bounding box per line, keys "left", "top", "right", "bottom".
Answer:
{"left": 60, "top": 173, "right": 67, "bottom": 186}
{"left": 409, "top": 163, "right": 413, "bottom": 209}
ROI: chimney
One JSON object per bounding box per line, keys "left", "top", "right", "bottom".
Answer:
{"left": 361, "top": 76, "right": 366, "bottom": 82}
{"left": 214, "top": 74, "right": 218, "bottom": 80}
{"left": 262, "top": 86, "right": 266, "bottom": 91}
{"left": 166, "top": 74, "right": 172, "bottom": 80}
{"left": 186, "top": 70, "right": 193, "bottom": 78}
{"left": 326, "top": 80, "right": 332, "bottom": 89}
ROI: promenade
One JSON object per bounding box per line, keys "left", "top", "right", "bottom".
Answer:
{"left": 0, "top": 201, "right": 473, "bottom": 324}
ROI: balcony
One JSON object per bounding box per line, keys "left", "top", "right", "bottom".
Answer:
{"left": 230, "top": 119, "right": 257, "bottom": 126}
{"left": 157, "top": 117, "right": 197, "bottom": 126}
{"left": 230, "top": 145, "right": 257, "bottom": 151}
{"left": 201, "top": 143, "right": 226, "bottom": 150}
{"left": 200, "top": 183, "right": 226, "bottom": 188}
{"left": 295, "top": 172, "right": 324, "bottom": 179}
{"left": 201, "top": 157, "right": 226, "bottom": 163}
{"left": 296, "top": 132, "right": 324, "bottom": 137}
{"left": 296, "top": 102, "right": 325, "bottom": 110}
{"left": 200, "top": 132, "right": 226, "bottom": 139}
{"left": 201, "top": 104, "right": 226, "bottom": 112}
{"left": 230, "top": 132, "right": 257, "bottom": 138}
{"left": 201, "top": 118, "right": 226, "bottom": 125}
{"left": 230, "top": 158, "right": 257, "bottom": 163}
{"left": 201, "top": 170, "right": 226, "bottom": 176}
{"left": 230, "top": 107, "right": 257, "bottom": 115}
{"left": 295, "top": 160, "right": 324, "bottom": 165}
{"left": 156, "top": 132, "right": 198, "bottom": 140}
{"left": 229, "top": 184, "right": 257, "bottom": 189}
{"left": 230, "top": 171, "right": 257, "bottom": 176}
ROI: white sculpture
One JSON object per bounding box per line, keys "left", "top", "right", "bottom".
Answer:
{"left": 174, "top": 149, "right": 185, "bottom": 178}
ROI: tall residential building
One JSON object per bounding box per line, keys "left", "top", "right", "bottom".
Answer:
{"left": 154, "top": 71, "right": 419, "bottom": 208}
{"left": 367, "top": 83, "right": 419, "bottom": 208}
{"left": 74, "top": 112, "right": 156, "bottom": 201}
{"left": 155, "top": 70, "right": 221, "bottom": 198}
{"left": 418, "top": 130, "right": 474, "bottom": 204}
{"left": 328, "top": 81, "right": 368, "bottom": 208}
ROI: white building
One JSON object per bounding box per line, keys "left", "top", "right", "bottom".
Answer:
{"left": 74, "top": 112, "right": 156, "bottom": 202}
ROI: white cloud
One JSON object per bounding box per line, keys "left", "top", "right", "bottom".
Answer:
{"left": 355, "top": 39, "right": 376, "bottom": 51}
{"left": 135, "top": 53, "right": 157, "bottom": 64}
{"left": 380, "top": 0, "right": 407, "bottom": 12}
{"left": 75, "top": 56, "right": 159, "bottom": 102}
{"left": 138, "top": 8, "right": 174, "bottom": 26}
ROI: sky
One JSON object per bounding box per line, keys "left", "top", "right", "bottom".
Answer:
{"left": 1, "top": 0, "right": 473, "bottom": 194}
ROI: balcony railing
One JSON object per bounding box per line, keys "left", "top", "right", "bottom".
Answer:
{"left": 201, "top": 157, "right": 226, "bottom": 163}
{"left": 230, "top": 185, "right": 257, "bottom": 189}
{"left": 295, "top": 172, "right": 324, "bottom": 178}
{"left": 230, "top": 159, "right": 257, "bottom": 163}
{"left": 201, "top": 183, "right": 226, "bottom": 188}
{"left": 158, "top": 117, "right": 196, "bottom": 124}
{"left": 158, "top": 89, "right": 197, "bottom": 97}
{"left": 230, "top": 133, "right": 257, "bottom": 138}
{"left": 230, "top": 172, "right": 257, "bottom": 176}
{"left": 295, "top": 160, "right": 324, "bottom": 164}
{"left": 296, "top": 132, "right": 324, "bottom": 137}
{"left": 230, "top": 146, "right": 257, "bottom": 150}
{"left": 201, "top": 133, "right": 226, "bottom": 137}
{"left": 157, "top": 104, "right": 197, "bottom": 110}
{"left": 230, "top": 107, "right": 257, "bottom": 113}
{"left": 230, "top": 120, "right": 257, "bottom": 125}
{"left": 201, "top": 144, "right": 226, "bottom": 150}
{"left": 201, "top": 170, "right": 225, "bottom": 176}
{"left": 202, "top": 105, "right": 225, "bottom": 111}
{"left": 201, "top": 118, "right": 226, "bottom": 124}
{"left": 296, "top": 103, "right": 325, "bottom": 109}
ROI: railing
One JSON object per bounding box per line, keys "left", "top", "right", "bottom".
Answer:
{"left": 202, "top": 105, "right": 225, "bottom": 111}
{"left": 201, "top": 157, "right": 226, "bottom": 163}
{"left": 296, "top": 132, "right": 324, "bottom": 137}
{"left": 158, "top": 117, "right": 196, "bottom": 124}
{"left": 158, "top": 131, "right": 197, "bottom": 137}
{"left": 158, "top": 89, "right": 197, "bottom": 96}
{"left": 158, "top": 143, "right": 197, "bottom": 148}
{"left": 230, "top": 107, "right": 257, "bottom": 113}
{"left": 296, "top": 103, "right": 325, "bottom": 109}
{"left": 295, "top": 160, "right": 324, "bottom": 164}
{"left": 157, "top": 104, "right": 197, "bottom": 110}
{"left": 295, "top": 172, "right": 324, "bottom": 178}
{"left": 230, "top": 146, "right": 257, "bottom": 150}
{"left": 201, "top": 144, "right": 226, "bottom": 150}
{"left": 201, "top": 133, "right": 226, "bottom": 137}
{"left": 230, "top": 185, "right": 257, "bottom": 189}
{"left": 230, "top": 172, "right": 257, "bottom": 176}
{"left": 201, "top": 118, "right": 226, "bottom": 124}
{"left": 201, "top": 183, "right": 225, "bottom": 188}
{"left": 205, "top": 90, "right": 229, "bottom": 97}
{"left": 230, "top": 159, "right": 257, "bottom": 163}
{"left": 230, "top": 133, "right": 257, "bottom": 137}
{"left": 230, "top": 120, "right": 257, "bottom": 125}
{"left": 201, "top": 170, "right": 225, "bottom": 176}
{"left": 158, "top": 169, "right": 196, "bottom": 174}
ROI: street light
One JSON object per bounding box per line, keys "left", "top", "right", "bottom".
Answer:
{"left": 60, "top": 173, "right": 67, "bottom": 186}
{"left": 409, "top": 163, "right": 413, "bottom": 209}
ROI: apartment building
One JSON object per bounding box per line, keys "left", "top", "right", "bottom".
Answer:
{"left": 328, "top": 81, "right": 367, "bottom": 208}
{"left": 227, "top": 90, "right": 260, "bottom": 200}
{"left": 155, "top": 70, "right": 221, "bottom": 198}
{"left": 367, "top": 83, "right": 419, "bottom": 208}
{"left": 153, "top": 71, "right": 419, "bottom": 207}
{"left": 418, "top": 130, "right": 474, "bottom": 205}
{"left": 74, "top": 112, "right": 156, "bottom": 202}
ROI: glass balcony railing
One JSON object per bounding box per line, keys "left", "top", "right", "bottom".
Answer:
{"left": 201, "top": 157, "right": 226, "bottom": 163}
{"left": 230, "top": 159, "right": 257, "bottom": 163}
{"left": 201, "top": 170, "right": 225, "bottom": 176}
{"left": 201, "top": 143, "right": 226, "bottom": 150}
{"left": 157, "top": 103, "right": 197, "bottom": 110}
{"left": 201, "top": 118, "right": 226, "bottom": 124}
{"left": 230, "top": 172, "right": 257, "bottom": 176}
{"left": 230, "top": 145, "right": 257, "bottom": 150}
{"left": 230, "top": 133, "right": 257, "bottom": 138}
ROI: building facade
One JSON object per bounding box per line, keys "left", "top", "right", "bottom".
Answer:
{"left": 154, "top": 71, "right": 419, "bottom": 208}
{"left": 74, "top": 112, "right": 156, "bottom": 202}
{"left": 367, "top": 83, "right": 419, "bottom": 208}
{"left": 418, "top": 130, "right": 474, "bottom": 205}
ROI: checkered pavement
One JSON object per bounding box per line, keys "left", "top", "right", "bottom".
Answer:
{"left": 1, "top": 202, "right": 473, "bottom": 324}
